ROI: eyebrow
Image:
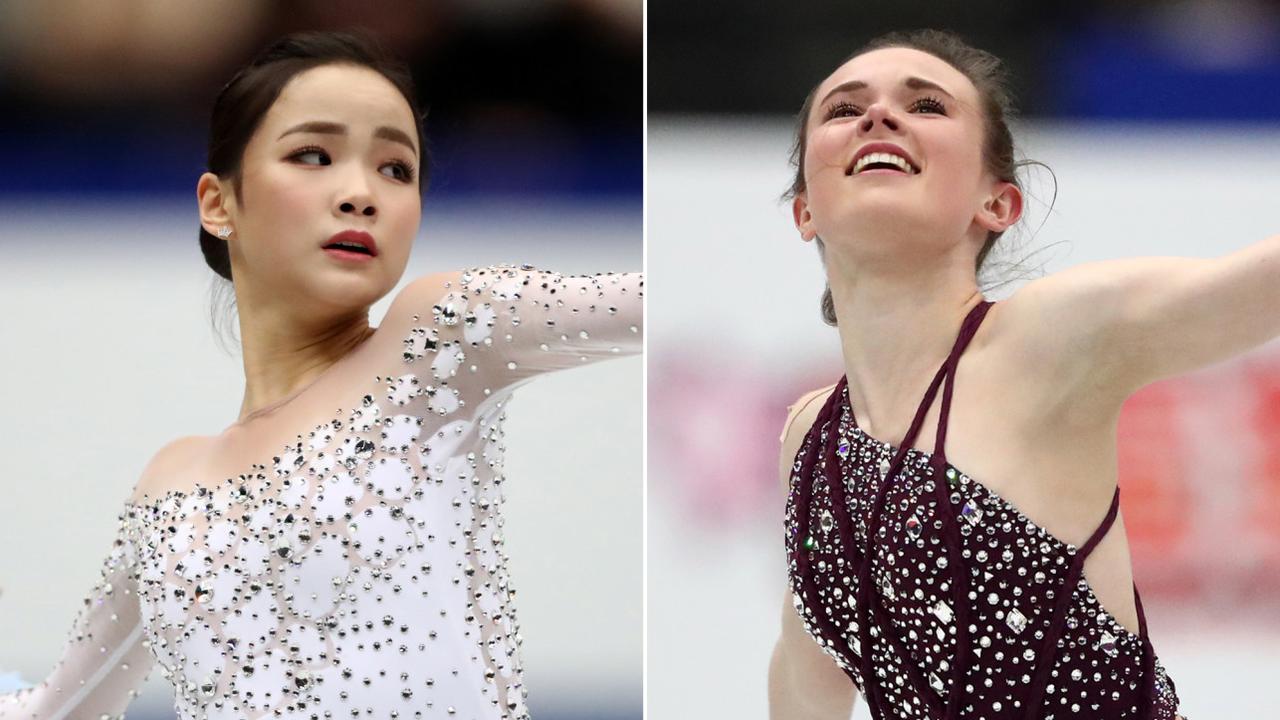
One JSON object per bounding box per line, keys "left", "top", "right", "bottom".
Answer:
{"left": 818, "top": 76, "right": 956, "bottom": 108}
{"left": 277, "top": 120, "right": 417, "bottom": 155}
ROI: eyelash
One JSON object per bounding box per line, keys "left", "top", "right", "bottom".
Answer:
{"left": 822, "top": 95, "right": 947, "bottom": 121}
{"left": 288, "top": 145, "right": 418, "bottom": 183}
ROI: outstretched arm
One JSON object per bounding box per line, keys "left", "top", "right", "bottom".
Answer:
{"left": 0, "top": 502, "right": 154, "bottom": 718}
{"left": 997, "top": 234, "right": 1280, "bottom": 416}
{"left": 386, "top": 264, "right": 643, "bottom": 394}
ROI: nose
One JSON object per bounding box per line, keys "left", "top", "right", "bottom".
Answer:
{"left": 858, "top": 102, "right": 899, "bottom": 133}
{"left": 340, "top": 200, "right": 375, "bottom": 217}
{"left": 338, "top": 165, "right": 377, "bottom": 218}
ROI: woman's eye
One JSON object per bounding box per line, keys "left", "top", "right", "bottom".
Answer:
{"left": 382, "top": 161, "right": 417, "bottom": 182}
{"left": 823, "top": 95, "right": 947, "bottom": 121}
{"left": 824, "top": 101, "right": 860, "bottom": 121}
{"left": 289, "top": 147, "right": 416, "bottom": 182}
{"left": 290, "top": 148, "right": 330, "bottom": 165}
{"left": 912, "top": 96, "right": 947, "bottom": 114}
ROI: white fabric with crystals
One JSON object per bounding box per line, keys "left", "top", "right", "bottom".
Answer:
{"left": 0, "top": 265, "right": 642, "bottom": 720}
{"left": 0, "top": 506, "right": 155, "bottom": 719}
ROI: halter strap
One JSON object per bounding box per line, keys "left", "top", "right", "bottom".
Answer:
{"left": 849, "top": 300, "right": 994, "bottom": 718}
{"left": 1019, "top": 486, "right": 1121, "bottom": 717}
{"left": 932, "top": 301, "right": 992, "bottom": 461}
{"left": 793, "top": 376, "right": 897, "bottom": 703}
{"left": 1135, "top": 586, "right": 1157, "bottom": 718}
{"left": 925, "top": 308, "right": 993, "bottom": 718}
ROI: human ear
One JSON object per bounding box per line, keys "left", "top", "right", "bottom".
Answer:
{"left": 197, "top": 172, "right": 235, "bottom": 237}
{"left": 792, "top": 194, "right": 818, "bottom": 242}
{"left": 976, "top": 180, "right": 1023, "bottom": 234}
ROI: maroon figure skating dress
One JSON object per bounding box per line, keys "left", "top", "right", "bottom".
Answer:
{"left": 785, "top": 299, "right": 1183, "bottom": 719}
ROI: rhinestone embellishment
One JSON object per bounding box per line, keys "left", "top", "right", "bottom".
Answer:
{"left": 1006, "top": 606, "right": 1028, "bottom": 634}
{"left": 785, "top": 364, "right": 1182, "bottom": 719}
{"left": 49, "top": 266, "right": 641, "bottom": 720}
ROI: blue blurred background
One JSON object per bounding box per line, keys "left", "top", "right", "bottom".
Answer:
{"left": 650, "top": 0, "right": 1280, "bottom": 122}
{"left": 0, "top": 0, "right": 641, "bottom": 200}
{"left": 0, "top": 2, "right": 641, "bottom": 719}
{"left": 648, "top": 1, "right": 1280, "bottom": 718}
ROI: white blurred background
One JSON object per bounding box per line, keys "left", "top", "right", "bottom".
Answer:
{"left": 648, "top": 118, "right": 1280, "bottom": 719}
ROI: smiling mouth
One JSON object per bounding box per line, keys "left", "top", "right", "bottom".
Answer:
{"left": 846, "top": 153, "right": 920, "bottom": 176}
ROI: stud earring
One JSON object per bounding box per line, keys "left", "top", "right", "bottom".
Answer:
{"left": 217, "top": 226, "right": 233, "bottom": 239}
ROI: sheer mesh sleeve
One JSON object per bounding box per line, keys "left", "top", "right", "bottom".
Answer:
{"left": 0, "top": 502, "right": 153, "bottom": 719}
{"left": 394, "top": 264, "right": 642, "bottom": 396}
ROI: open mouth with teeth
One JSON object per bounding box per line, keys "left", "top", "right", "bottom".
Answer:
{"left": 847, "top": 152, "right": 920, "bottom": 176}
{"left": 324, "top": 241, "right": 374, "bottom": 255}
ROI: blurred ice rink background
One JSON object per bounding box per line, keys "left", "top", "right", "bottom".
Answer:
{"left": 0, "top": 3, "right": 641, "bottom": 719}
{"left": 649, "top": 2, "right": 1280, "bottom": 718}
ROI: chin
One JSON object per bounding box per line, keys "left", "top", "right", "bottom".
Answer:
{"left": 833, "top": 202, "right": 923, "bottom": 228}
{"left": 302, "top": 275, "right": 382, "bottom": 308}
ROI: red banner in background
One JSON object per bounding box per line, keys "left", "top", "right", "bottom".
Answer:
{"left": 1123, "top": 351, "right": 1280, "bottom": 605}
{"left": 1243, "top": 352, "right": 1280, "bottom": 600}
{"left": 1116, "top": 380, "right": 1196, "bottom": 594}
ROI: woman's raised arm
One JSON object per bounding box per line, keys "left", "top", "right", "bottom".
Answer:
{"left": 996, "top": 234, "right": 1280, "bottom": 415}
{"left": 387, "top": 264, "right": 643, "bottom": 394}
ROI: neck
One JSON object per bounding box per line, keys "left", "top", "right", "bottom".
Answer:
{"left": 825, "top": 242, "right": 984, "bottom": 445}
{"left": 232, "top": 298, "right": 374, "bottom": 427}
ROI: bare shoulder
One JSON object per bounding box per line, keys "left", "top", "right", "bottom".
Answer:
{"left": 130, "top": 435, "right": 211, "bottom": 504}
{"left": 778, "top": 384, "right": 838, "bottom": 492}
{"left": 982, "top": 265, "right": 1134, "bottom": 425}
{"left": 984, "top": 265, "right": 1116, "bottom": 366}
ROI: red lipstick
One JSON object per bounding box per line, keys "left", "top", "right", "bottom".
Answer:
{"left": 322, "top": 230, "right": 378, "bottom": 260}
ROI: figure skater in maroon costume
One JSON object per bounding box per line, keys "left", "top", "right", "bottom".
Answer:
{"left": 767, "top": 28, "right": 1277, "bottom": 720}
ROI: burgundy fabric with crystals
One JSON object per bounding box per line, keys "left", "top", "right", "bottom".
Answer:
{"left": 0, "top": 265, "right": 642, "bottom": 720}
{"left": 784, "top": 300, "right": 1182, "bottom": 720}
